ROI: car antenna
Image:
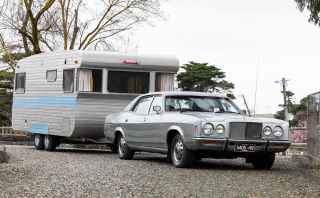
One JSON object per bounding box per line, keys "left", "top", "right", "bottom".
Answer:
{"left": 242, "top": 94, "right": 251, "bottom": 117}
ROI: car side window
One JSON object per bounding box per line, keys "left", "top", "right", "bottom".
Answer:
{"left": 165, "top": 97, "right": 182, "bottom": 111}
{"left": 133, "top": 96, "right": 154, "bottom": 115}
{"left": 150, "top": 95, "right": 163, "bottom": 115}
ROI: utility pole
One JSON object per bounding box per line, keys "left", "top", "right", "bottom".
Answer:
{"left": 275, "top": 78, "right": 289, "bottom": 122}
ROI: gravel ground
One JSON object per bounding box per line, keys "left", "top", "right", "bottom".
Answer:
{"left": 1, "top": 145, "right": 320, "bottom": 198}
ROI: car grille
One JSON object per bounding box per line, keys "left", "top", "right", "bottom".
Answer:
{"left": 229, "top": 122, "right": 262, "bottom": 140}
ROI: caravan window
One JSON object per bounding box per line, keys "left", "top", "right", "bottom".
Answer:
{"left": 78, "top": 69, "right": 102, "bottom": 92}
{"left": 15, "top": 73, "right": 26, "bottom": 93}
{"left": 108, "top": 71, "right": 149, "bottom": 94}
{"left": 46, "top": 70, "right": 57, "bottom": 82}
{"left": 63, "top": 69, "right": 74, "bottom": 92}
{"left": 155, "top": 73, "right": 174, "bottom": 91}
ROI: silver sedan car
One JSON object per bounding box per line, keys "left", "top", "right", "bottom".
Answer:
{"left": 104, "top": 91, "right": 290, "bottom": 169}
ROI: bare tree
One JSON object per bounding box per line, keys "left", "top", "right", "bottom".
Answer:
{"left": 0, "top": 34, "right": 16, "bottom": 71}
{"left": 0, "top": 0, "right": 163, "bottom": 54}
{"left": 0, "top": 0, "right": 58, "bottom": 54}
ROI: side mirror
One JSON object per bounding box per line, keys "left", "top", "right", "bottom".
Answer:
{"left": 213, "top": 107, "right": 220, "bottom": 113}
{"left": 241, "top": 110, "right": 247, "bottom": 115}
{"left": 153, "top": 106, "right": 162, "bottom": 114}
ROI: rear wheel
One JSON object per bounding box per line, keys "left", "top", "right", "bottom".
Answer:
{"left": 117, "top": 135, "right": 134, "bottom": 160}
{"left": 171, "top": 134, "right": 195, "bottom": 168}
{"left": 110, "top": 144, "right": 118, "bottom": 153}
{"left": 250, "top": 153, "right": 275, "bottom": 170}
{"left": 44, "top": 135, "right": 57, "bottom": 151}
{"left": 34, "top": 134, "right": 44, "bottom": 150}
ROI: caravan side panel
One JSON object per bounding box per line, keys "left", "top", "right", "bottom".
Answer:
{"left": 72, "top": 93, "right": 136, "bottom": 138}
{"left": 12, "top": 52, "right": 80, "bottom": 137}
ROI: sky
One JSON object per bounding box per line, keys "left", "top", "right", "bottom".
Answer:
{"left": 131, "top": 0, "right": 320, "bottom": 114}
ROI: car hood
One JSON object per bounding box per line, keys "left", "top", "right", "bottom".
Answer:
{"left": 182, "top": 112, "right": 287, "bottom": 124}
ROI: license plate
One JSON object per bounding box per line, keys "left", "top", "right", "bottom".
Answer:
{"left": 235, "top": 144, "right": 255, "bottom": 152}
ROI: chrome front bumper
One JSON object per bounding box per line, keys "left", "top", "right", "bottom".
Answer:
{"left": 189, "top": 138, "right": 291, "bottom": 153}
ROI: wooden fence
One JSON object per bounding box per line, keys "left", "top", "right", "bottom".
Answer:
{"left": 0, "top": 127, "right": 25, "bottom": 136}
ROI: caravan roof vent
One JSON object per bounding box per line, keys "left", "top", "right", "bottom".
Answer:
{"left": 122, "top": 60, "right": 138, "bottom": 65}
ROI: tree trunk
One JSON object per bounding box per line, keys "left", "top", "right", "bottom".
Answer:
{"left": 30, "top": 20, "right": 41, "bottom": 54}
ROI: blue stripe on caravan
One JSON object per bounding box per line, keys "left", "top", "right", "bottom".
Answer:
{"left": 30, "top": 122, "right": 48, "bottom": 134}
{"left": 13, "top": 96, "right": 77, "bottom": 109}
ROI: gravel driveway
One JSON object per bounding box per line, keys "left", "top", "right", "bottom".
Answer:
{"left": 0, "top": 145, "right": 319, "bottom": 198}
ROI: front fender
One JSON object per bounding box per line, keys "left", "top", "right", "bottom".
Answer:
{"left": 105, "top": 124, "right": 126, "bottom": 144}
{"left": 167, "top": 125, "right": 185, "bottom": 139}
{"left": 112, "top": 126, "right": 126, "bottom": 141}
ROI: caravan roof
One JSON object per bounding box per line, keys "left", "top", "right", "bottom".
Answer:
{"left": 18, "top": 50, "right": 179, "bottom": 72}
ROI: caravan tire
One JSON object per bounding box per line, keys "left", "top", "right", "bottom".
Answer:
{"left": 34, "top": 134, "right": 44, "bottom": 150}
{"left": 44, "top": 135, "right": 57, "bottom": 151}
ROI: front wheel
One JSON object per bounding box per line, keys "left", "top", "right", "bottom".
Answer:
{"left": 250, "top": 153, "right": 275, "bottom": 170}
{"left": 171, "top": 134, "right": 195, "bottom": 168}
{"left": 117, "top": 135, "right": 134, "bottom": 160}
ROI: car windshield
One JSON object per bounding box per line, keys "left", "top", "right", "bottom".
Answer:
{"left": 165, "top": 96, "right": 240, "bottom": 114}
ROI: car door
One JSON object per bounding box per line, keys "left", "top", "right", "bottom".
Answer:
{"left": 144, "top": 94, "right": 167, "bottom": 149}
{"left": 124, "top": 95, "right": 154, "bottom": 147}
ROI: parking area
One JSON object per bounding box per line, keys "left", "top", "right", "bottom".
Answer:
{"left": 0, "top": 145, "right": 320, "bottom": 198}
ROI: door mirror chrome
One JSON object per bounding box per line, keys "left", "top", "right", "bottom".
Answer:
{"left": 153, "top": 106, "right": 162, "bottom": 114}
{"left": 241, "top": 110, "right": 247, "bottom": 115}
{"left": 213, "top": 107, "right": 220, "bottom": 113}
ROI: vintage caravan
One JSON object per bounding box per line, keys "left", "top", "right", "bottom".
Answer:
{"left": 12, "top": 51, "right": 179, "bottom": 151}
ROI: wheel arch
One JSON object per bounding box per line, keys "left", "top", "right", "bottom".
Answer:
{"left": 166, "top": 125, "right": 184, "bottom": 148}
{"left": 112, "top": 127, "right": 125, "bottom": 145}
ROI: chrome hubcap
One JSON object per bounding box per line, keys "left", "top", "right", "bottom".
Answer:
{"left": 44, "top": 136, "right": 49, "bottom": 148}
{"left": 173, "top": 139, "right": 184, "bottom": 162}
{"left": 35, "top": 135, "right": 40, "bottom": 146}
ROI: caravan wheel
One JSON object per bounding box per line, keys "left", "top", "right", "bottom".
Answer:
{"left": 34, "top": 134, "right": 44, "bottom": 150}
{"left": 44, "top": 135, "right": 57, "bottom": 151}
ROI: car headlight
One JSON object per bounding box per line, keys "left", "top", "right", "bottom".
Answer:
{"left": 203, "top": 123, "right": 214, "bottom": 135}
{"left": 273, "top": 126, "right": 283, "bottom": 137}
{"left": 263, "top": 126, "right": 272, "bottom": 136}
{"left": 215, "top": 124, "right": 225, "bottom": 134}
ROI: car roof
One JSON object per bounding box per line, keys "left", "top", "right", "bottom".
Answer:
{"left": 143, "top": 91, "right": 227, "bottom": 98}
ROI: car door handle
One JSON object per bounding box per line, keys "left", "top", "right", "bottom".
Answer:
{"left": 144, "top": 117, "right": 146, "bottom": 122}
{"left": 125, "top": 119, "right": 128, "bottom": 122}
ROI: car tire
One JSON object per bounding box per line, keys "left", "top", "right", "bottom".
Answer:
{"left": 195, "top": 154, "right": 202, "bottom": 162}
{"left": 110, "top": 145, "right": 117, "bottom": 153}
{"left": 171, "top": 134, "right": 195, "bottom": 168}
{"left": 251, "top": 153, "right": 275, "bottom": 170}
{"left": 117, "top": 134, "right": 134, "bottom": 160}
{"left": 44, "top": 135, "right": 57, "bottom": 151}
{"left": 34, "top": 134, "right": 44, "bottom": 150}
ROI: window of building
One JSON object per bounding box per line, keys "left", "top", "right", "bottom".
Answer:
{"left": 155, "top": 73, "right": 174, "bottom": 91}
{"left": 46, "top": 70, "right": 57, "bottom": 82}
{"left": 78, "top": 69, "right": 102, "bottom": 92}
{"left": 133, "top": 96, "right": 153, "bottom": 115}
{"left": 63, "top": 69, "right": 74, "bottom": 92}
{"left": 15, "top": 73, "right": 26, "bottom": 93}
{"left": 108, "top": 71, "right": 149, "bottom": 94}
